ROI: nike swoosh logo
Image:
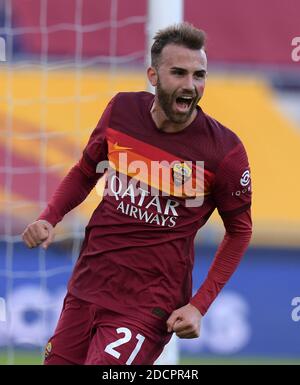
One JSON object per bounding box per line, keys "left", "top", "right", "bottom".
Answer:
{"left": 111, "top": 142, "right": 133, "bottom": 152}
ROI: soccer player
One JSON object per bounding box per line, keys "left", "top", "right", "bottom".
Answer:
{"left": 22, "top": 22, "right": 252, "bottom": 365}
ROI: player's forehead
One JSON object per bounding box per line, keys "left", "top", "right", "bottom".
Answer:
{"left": 159, "top": 43, "right": 207, "bottom": 71}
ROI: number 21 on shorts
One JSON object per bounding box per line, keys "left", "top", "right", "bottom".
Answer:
{"left": 104, "top": 327, "right": 145, "bottom": 365}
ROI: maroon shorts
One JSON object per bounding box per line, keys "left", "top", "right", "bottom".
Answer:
{"left": 44, "top": 292, "right": 171, "bottom": 365}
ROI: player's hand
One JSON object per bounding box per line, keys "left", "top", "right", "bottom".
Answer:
{"left": 22, "top": 220, "right": 55, "bottom": 249}
{"left": 166, "top": 303, "right": 202, "bottom": 339}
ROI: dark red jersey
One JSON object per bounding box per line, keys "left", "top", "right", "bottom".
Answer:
{"left": 40, "top": 92, "right": 252, "bottom": 328}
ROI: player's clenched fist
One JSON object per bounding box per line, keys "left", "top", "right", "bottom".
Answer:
{"left": 22, "top": 220, "right": 55, "bottom": 249}
{"left": 166, "top": 303, "right": 202, "bottom": 339}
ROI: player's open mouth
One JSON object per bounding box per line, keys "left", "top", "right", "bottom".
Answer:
{"left": 175, "top": 96, "right": 194, "bottom": 112}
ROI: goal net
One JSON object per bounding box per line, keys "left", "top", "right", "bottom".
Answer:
{"left": 0, "top": 0, "right": 148, "bottom": 364}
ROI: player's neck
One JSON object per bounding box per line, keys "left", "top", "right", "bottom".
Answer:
{"left": 150, "top": 99, "right": 197, "bottom": 133}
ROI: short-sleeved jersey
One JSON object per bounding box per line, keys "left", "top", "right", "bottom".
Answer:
{"left": 68, "top": 92, "right": 251, "bottom": 329}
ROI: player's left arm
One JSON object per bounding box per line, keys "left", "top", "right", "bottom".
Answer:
{"left": 167, "top": 141, "right": 252, "bottom": 338}
{"left": 167, "top": 209, "right": 252, "bottom": 338}
{"left": 166, "top": 302, "right": 202, "bottom": 338}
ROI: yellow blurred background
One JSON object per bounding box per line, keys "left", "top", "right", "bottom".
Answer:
{"left": 1, "top": 68, "right": 299, "bottom": 246}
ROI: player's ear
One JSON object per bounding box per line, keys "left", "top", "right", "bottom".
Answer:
{"left": 147, "top": 66, "right": 158, "bottom": 87}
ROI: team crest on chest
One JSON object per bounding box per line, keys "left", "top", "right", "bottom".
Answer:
{"left": 172, "top": 162, "right": 192, "bottom": 186}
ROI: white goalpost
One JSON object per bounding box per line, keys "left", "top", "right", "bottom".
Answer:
{"left": 147, "top": 0, "right": 183, "bottom": 365}
{"left": 147, "top": 0, "right": 183, "bottom": 75}
{"left": 0, "top": 0, "right": 183, "bottom": 365}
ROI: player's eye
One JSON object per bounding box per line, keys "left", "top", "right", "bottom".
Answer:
{"left": 171, "top": 69, "right": 185, "bottom": 76}
{"left": 194, "top": 71, "right": 206, "bottom": 79}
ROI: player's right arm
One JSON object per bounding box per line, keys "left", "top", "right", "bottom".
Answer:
{"left": 22, "top": 157, "right": 99, "bottom": 249}
{"left": 22, "top": 96, "right": 116, "bottom": 249}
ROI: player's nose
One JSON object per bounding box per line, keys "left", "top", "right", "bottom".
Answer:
{"left": 181, "top": 75, "right": 195, "bottom": 93}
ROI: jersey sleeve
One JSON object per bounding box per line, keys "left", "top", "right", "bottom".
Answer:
{"left": 213, "top": 142, "right": 252, "bottom": 217}
{"left": 37, "top": 96, "right": 116, "bottom": 226}
{"left": 190, "top": 208, "right": 252, "bottom": 315}
{"left": 37, "top": 161, "right": 99, "bottom": 227}
{"left": 82, "top": 96, "right": 116, "bottom": 174}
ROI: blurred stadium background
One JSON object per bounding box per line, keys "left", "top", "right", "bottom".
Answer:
{"left": 0, "top": 0, "right": 300, "bottom": 365}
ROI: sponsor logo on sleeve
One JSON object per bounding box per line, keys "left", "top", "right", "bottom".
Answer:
{"left": 232, "top": 170, "right": 251, "bottom": 197}
{"left": 240, "top": 170, "right": 251, "bottom": 187}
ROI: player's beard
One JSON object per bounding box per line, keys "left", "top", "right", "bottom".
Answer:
{"left": 156, "top": 78, "right": 199, "bottom": 124}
